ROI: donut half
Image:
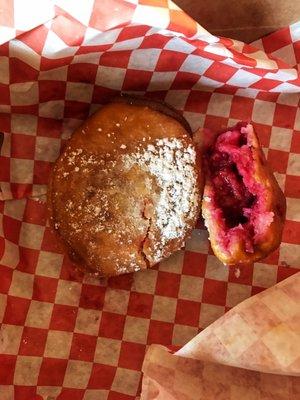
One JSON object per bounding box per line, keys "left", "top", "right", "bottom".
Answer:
{"left": 202, "top": 122, "right": 286, "bottom": 265}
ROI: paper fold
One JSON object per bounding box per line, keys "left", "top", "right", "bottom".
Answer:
{"left": 141, "top": 273, "right": 300, "bottom": 399}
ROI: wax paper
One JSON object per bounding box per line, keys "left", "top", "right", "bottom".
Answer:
{"left": 0, "top": 1, "right": 299, "bottom": 399}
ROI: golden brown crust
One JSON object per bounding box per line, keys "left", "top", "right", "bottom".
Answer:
{"left": 48, "top": 98, "right": 202, "bottom": 276}
{"left": 112, "top": 94, "right": 192, "bottom": 135}
{"left": 202, "top": 124, "right": 286, "bottom": 265}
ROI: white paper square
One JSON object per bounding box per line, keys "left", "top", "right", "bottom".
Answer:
{"left": 286, "top": 197, "right": 300, "bottom": 222}
{"left": 10, "top": 82, "right": 38, "bottom": 106}
{"left": 147, "top": 71, "right": 176, "bottom": 91}
{"left": 123, "top": 316, "right": 149, "bottom": 344}
{"left": 207, "top": 93, "right": 233, "bottom": 117}
{"left": 4, "top": 198, "right": 26, "bottom": 220}
{"left": 83, "top": 27, "right": 122, "bottom": 46}
{"left": 132, "top": 5, "right": 169, "bottom": 29}
{"left": 226, "top": 69, "right": 260, "bottom": 87}
{"left": 164, "top": 37, "right": 196, "bottom": 54}
{"left": 39, "top": 66, "right": 68, "bottom": 81}
{"left": 205, "top": 255, "right": 229, "bottom": 281}
{"left": 11, "top": 114, "right": 37, "bottom": 135}
{"left": 199, "top": 304, "right": 225, "bottom": 329}
{"left": 44, "top": 330, "right": 73, "bottom": 358}
{"left": 35, "top": 136, "right": 62, "bottom": 162}
{"left": 75, "top": 308, "right": 101, "bottom": 336}
{"left": 172, "top": 324, "right": 198, "bottom": 346}
{"left": 183, "top": 111, "right": 205, "bottom": 132}
{"left": 66, "top": 82, "right": 94, "bottom": 103}
{"left": 128, "top": 48, "right": 161, "bottom": 71}
{"left": 0, "top": 27, "right": 16, "bottom": 47}
{"left": 179, "top": 275, "right": 203, "bottom": 302}
{"left": 111, "top": 368, "right": 141, "bottom": 396}
{"left": 83, "top": 390, "right": 109, "bottom": 400}
{"left": 226, "top": 283, "right": 252, "bottom": 308}
{"left": 265, "top": 67, "right": 297, "bottom": 82}
{"left": 235, "top": 88, "right": 259, "bottom": 98}
{"left": 159, "top": 251, "right": 184, "bottom": 274}
{"left": 14, "top": 356, "right": 42, "bottom": 385}
{"left": 94, "top": 337, "right": 121, "bottom": 366}
{"left": 103, "top": 289, "right": 130, "bottom": 315}
{"left": 179, "top": 54, "right": 213, "bottom": 75}
{"left": 10, "top": 159, "right": 34, "bottom": 184}
{"left": 14, "top": 0, "right": 54, "bottom": 31}
{"left": 290, "top": 21, "right": 300, "bottom": 42}
{"left": 271, "top": 82, "right": 300, "bottom": 93}
{"left": 36, "top": 251, "right": 63, "bottom": 278}
{"left": 262, "top": 324, "right": 300, "bottom": 367}
{"left": 151, "top": 295, "right": 177, "bottom": 323}
{"left": 55, "top": 280, "right": 81, "bottom": 306}
{"left": 0, "top": 324, "right": 23, "bottom": 355}
{"left": 279, "top": 243, "right": 300, "bottom": 267}
{"left": 277, "top": 93, "right": 300, "bottom": 106}
{"left": 253, "top": 263, "right": 278, "bottom": 288}
{"left": 56, "top": 0, "right": 94, "bottom": 26}
{"left": 19, "top": 222, "right": 44, "bottom": 249}
{"left": 63, "top": 360, "right": 93, "bottom": 389}
{"left": 96, "top": 66, "right": 126, "bottom": 90}
{"left": 38, "top": 100, "right": 65, "bottom": 119}
{"left": 9, "top": 39, "right": 40, "bottom": 70}
{"left": 269, "top": 127, "right": 292, "bottom": 152}
{"left": 214, "top": 313, "right": 258, "bottom": 358}
{"left": 287, "top": 153, "right": 300, "bottom": 175}
{"left": 196, "top": 75, "right": 223, "bottom": 90}
{"left": 252, "top": 100, "right": 276, "bottom": 125}
{"left": 1, "top": 240, "right": 20, "bottom": 269}
{"left": 42, "top": 30, "right": 78, "bottom": 58}
{"left": 72, "top": 52, "right": 101, "bottom": 65}
{"left": 9, "top": 270, "right": 33, "bottom": 298}
{"left": 111, "top": 37, "right": 144, "bottom": 51}
{"left": 133, "top": 269, "right": 158, "bottom": 294}
{"left": 164, "top": 89, "right": 189, "bottom": 110}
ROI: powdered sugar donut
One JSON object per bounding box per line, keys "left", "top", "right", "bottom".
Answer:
{"left": 48, "top": 97, "right": 202, "bottom": 276}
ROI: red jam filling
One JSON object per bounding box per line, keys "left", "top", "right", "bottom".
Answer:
{"left": 207, "top": 123, "right": 273, "bottom": 254}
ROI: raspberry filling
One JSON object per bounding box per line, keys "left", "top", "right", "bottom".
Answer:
{"left": 206, "top": 123, "right": 274, "bottom": 254}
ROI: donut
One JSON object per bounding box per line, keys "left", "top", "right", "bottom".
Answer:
{"left": 48, "top": 96, "right": 202, "bottom": 276}
{"left": 202, "top": 122, "right": 286, "bottom": 265}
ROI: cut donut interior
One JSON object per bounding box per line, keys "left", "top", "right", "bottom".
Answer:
{"left": 202, "top": 122, "right": 285, "bottom": 264}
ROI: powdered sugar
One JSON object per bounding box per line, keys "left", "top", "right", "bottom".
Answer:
{"left": 234, "top": 267, "right": 241, "bottom": 278}
{"left": 123, "top": 138, "right": 198, "bottom": 252}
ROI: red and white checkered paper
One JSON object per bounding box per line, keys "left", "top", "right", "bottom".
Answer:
{"left": 141, "top": 273, "right": 300, "bottom": 399}
{"left": 0, "top": 1, "right": 299, "bottom": 399}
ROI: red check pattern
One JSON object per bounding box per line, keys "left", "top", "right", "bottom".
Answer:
{"left": 0, "top": 1, "right": 300, "bottom": 399}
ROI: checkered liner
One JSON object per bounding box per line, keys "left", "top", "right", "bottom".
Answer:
{"left": 177, "top": 272, "right": 300, "bottom": 375}
{"left": 142, "top": 346, "right": 300, "bottom": 399}
{"left": 141, "top": 273, "right": 300, "bottom": 399}
{"left": 0, "top": 1, "right": 299, "bottom": 399}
